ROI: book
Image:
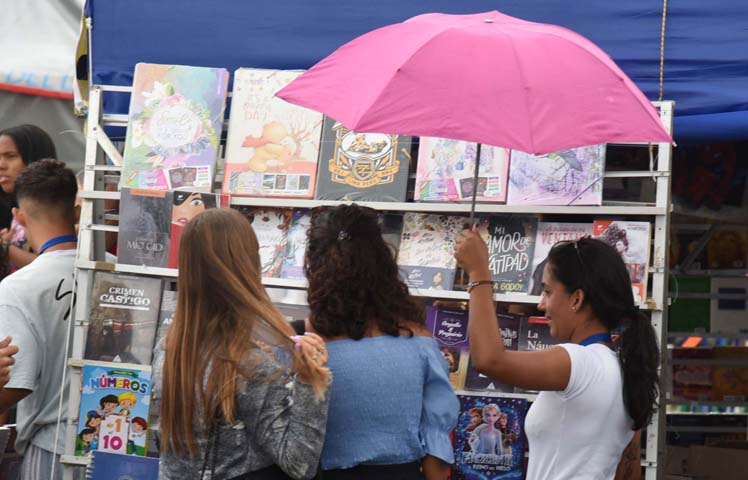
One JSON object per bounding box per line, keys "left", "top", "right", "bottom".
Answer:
{"left": 280, "top": 209, "right": 311, "bottom": 280}
{"left": 121, "top": 63, "right": 229, "bottom": 191}
{"left": 518, "top": 316, "right": 560, "bottom": 352}
{"left": 167, "top": 190, "right": 220, "bottom": 268}
{"left": 529, "top": 222, "right": 593, "bottom": 296}
{"left": 380, "top": 213, "right": 404, "bottom": 252}
{"left": 223, "top": 68, "right": 323, "bottom": 198}
{"left": 86, "top": 451, "right": 159, "bottom": 480}
{"left": 464, "top": 314, "right": 521, "bottom": 393}
{"left": 592, "top": 220, "right": 652, "bottom": 305}
{"left": 76, "top": 363, "right": 152, "bottom": 457}
{"left": 415, "top": 137, "right": 510, "bottom": 203}
{"left": 396, "top": 213, "right": 465, "bottom": 290}
{"left": 426, "top": 306, "right": 470, "bottom": 389}
{"left": 234, "top": 207, "right": 292, "bottom": 278}
{"left": 117, "top": 188, "right": 173, "bottom": 268}
{"left": 314, "top": 116, "right": 411, "bottom": 201}
{"left": 84, "top": 272, "right": 162, "bottom": 365}
{"left": 453, "top": 393, "right": 528, "bottom": 479}
{"left": 507, "top": 144, "right": 606, "bottom": 205}
{"left": 486, "top": 216, "right": 538, "bottom": 294}
{"left": 154, "top": 288, "right": 177, "bottom": 348}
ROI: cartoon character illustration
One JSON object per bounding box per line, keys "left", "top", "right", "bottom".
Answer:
{"left": 117, "top": 391, "right": 138, "bottom": 418}
{"left": 498, "top": 412, "right": 517, "bottom": 456}
{"left": 98, "top": 394, "right": 120, "bottom": 417}
{"left": 84, "top": 410, "right": 102, "bottom": 450}
{"left": 127, "top": 417, "right": 149, "bottom": 455}
{"left": 468, "top": 403, "right": 503, "bottom": 455}
{"left": 242, "top": 121, "right": 293, "bottom": 173}
{"left": 77, "top": 428, "right": 96, "bottom": 456}
{"left": 465, "top": 407, "right": 484, "bottom": 433}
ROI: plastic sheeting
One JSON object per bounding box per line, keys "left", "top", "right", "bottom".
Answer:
{"left": 85, "top": 0, "right": 748, "bottom": 141}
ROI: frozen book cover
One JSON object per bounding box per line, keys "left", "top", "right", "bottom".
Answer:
{"left": 280, "top": 209, "right": 311, "bottom": 280}
{"left": 453, "top": 394, "right": 528, "bottom": 479}
{"left": 396, "top": 213, "right": 464, "bottom": 290}
{"left": 117, "top": 188, "right": 173, "bottom": 268}
{"left": 234, "top": 207, "right": 292, "bottom": 278}
{"left": 167, "top": 190, "right": 220, "bottom": 268}
{"left": 223, "top": 68, "right": 323, "bottom": 198}
{"left": 426, "top": 306, "right": 470, "bottom": 389}
{"left": 76, "top": 363, "right": 152, "bottom": 457}
{"left": 415, "top": 137, "right": 509, "bottom": 203}
{"left": 121, "top": 63, "right": 228, "bottom": 191}
{"left": 593, "top": 220, "right": 651, "bottom": 305}
{"left": 529, "top": 222, "right": 593, "bottom": 296}
{"left": 486, "top": 216, "right": 538, "bottom": 294}
{"left": 507, "top": 144, "right": 606, "bottom": 206}
{"left": 465, "top": 314, "right": 521, "bottom": 393}
{"left": 315, "top": 116, "right": 411, "bottom": 201}
{"left": 84, "top": 272, "right": 162, "bottom": 366}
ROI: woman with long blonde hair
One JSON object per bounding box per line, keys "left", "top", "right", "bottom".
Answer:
{"left": 153, "top": 208, "right": 330, "bottom": 479}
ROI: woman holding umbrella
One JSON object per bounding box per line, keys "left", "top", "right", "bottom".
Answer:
{"left": 456, "top": 228, "right": 659, "bottom": 479}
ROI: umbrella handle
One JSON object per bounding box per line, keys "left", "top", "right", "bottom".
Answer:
{"left": 468, "top": 143, "right": 482, "bottom": 224}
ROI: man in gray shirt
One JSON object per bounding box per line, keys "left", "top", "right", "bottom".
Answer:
{"left": 0, "top": 159, "right": 78, "bottom": 480}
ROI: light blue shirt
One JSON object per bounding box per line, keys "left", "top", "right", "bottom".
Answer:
{"left": 321, "top": 335, "right": 458, "bottom": 469}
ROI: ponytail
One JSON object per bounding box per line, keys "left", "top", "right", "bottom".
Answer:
{"left": 619, "top": 308, "right": 660, "bottom": 430}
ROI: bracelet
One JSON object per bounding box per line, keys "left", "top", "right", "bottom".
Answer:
{"left": 467, "top": 280, "right": 494, "bottom": 293}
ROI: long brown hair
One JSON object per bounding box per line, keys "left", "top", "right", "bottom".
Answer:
{"left": 160, "top": 208, "right": 329, "bottom": 456}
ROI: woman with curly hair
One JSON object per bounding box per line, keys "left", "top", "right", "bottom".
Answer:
{"left": 305, "top": 204, "right": 458, "bottom": 480}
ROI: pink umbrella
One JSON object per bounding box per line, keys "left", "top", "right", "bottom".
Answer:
{"left": 277, "top": 10, "right": 672, "bottom": 155}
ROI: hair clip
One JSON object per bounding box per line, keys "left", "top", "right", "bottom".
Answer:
{"left": 337, "top": 230, "right": 351, "bottom": 241}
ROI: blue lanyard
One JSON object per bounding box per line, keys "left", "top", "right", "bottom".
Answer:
{"left": 579, "top": 333, "right": 613, "bottom": 346}
{"left": 38, "top": 235, "right": 78, "bottom": 255}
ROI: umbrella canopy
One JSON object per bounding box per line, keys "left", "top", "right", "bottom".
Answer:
{"left": 277, "top": 10, "right": 672, "bottom": 154}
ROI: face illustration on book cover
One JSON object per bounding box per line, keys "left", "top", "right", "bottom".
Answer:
{"left": 84, "top": 272, "right": 162, "bottom": 366}
{"left": 396, "top": 213, "right": 465, "bottom": 290}
{"left": 77, "top": 365, "right": 152, "bottom": 457}
{"left": 592, "top": 220, "right": 651, "bottom": 304}
{"left": 507, "top": 144, "right": 606, "bottom": 206}
{"left": 465, "top": 314, "right": 521, "bottom": 393}
{"left": 486, "top": 216, "right": 538, "bottom": 294}
{"left": 280, "top": 209, "right": 311, "bottom": 280}
{"left": 223, "top": 68, "right": 323, "bottom": 198}
{"left": 415, "top": 138, "right": 509, "bottom": 203}
{"left": 453, "top": 395, "right": 527, "bottom": 479}
{"left": 234, "top": 207, "right": 291, "bottom": 278}
{"left": 315, "top": 116, "right": 411, "bottom": 201}
{"left": 166, "top": 190, "right": 219, "bottom": 269}
{"left": 529, "top": 222, "right": 593, "bottom": 295}
{"left": 117, "top": 188, "right": 172, "bottom": 268}
{"left": 121, "top": 63, "right": 228, "bottom": 191}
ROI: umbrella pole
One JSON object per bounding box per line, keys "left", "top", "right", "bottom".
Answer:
{"left": 468, "top": 143, "right": 482, "bottom": 224}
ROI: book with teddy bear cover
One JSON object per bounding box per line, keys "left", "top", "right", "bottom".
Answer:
{"left": 223, "top": 68, "right": 324, "bottom": 198}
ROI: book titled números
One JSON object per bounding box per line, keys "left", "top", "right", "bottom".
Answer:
{"left": 84, "top": 272, "right": 162, "bottom": 366}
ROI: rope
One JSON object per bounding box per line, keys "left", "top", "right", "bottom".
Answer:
{"left": 658, "top": 0, "right": 669, "bottom": 101}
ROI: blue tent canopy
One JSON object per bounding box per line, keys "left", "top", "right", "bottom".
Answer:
{"left": 86, "top": 0, "right": 748, "bottom": 142}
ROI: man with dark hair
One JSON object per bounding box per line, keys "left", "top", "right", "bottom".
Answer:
{"left": 0, "top": 159, "right": 78, "bottom": 480}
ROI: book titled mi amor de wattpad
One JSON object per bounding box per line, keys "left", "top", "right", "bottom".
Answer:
{"left": 485, "top": 216, "right": 538, "bottom": 294}
{"left": 223, "top": 68, "right": 323, "bottom": 198}
{"left": 121, "top": 63, "right": 228, "bottom": 191}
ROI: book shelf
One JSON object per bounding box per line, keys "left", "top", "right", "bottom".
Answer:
{"left": 57, "top": 83, "right": 674, "bottom": 480}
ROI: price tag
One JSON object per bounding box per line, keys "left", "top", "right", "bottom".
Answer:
{"left": 98, "top": 415, "right": 129, "bottom": 454}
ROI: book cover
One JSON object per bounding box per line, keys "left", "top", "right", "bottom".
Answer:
{"left": 117, "top": 188, "right": 173, "bottom": 268}
{"left": 453, "top": 394, "right": 528, "bottom": 479}
{"left": 415, "top": 137, "right": 509, "bottom": 203}
{"left": 154, "top": 289, "right": 177, "bottom": 349}
{"left": 464, "top": 314, "right": 522, "bottom": 393}
{"left": 518, "top": 316, "right": 560, "bottom": 352}
{"left": 380, "top": 213, "right": 404, "bottom": 253}
{"left": 507, "top": 144, "right": 606, "bottom": 205}
{"left": 167, "top": 190, "right": 220, "bottom": 268}
{"left": 121, "top": 63, "right": 229, "bottom": 191}
{"left": 426, "top": 306, "right": 470, "bottom": 389}
{"left": 280, "top": 209, "right": 311, "bottom": 280}
{"left": 86, "top": 451, "right": 159, "bottom": 480}
{"left": 76, "top": 363, "right": 152, "bottom": 457}
{"left": 486, "top": 216, "right": 538, "bottom": 294}
{"left": 396, "top": 213, "right": 464, "bottom": 290}
{"left": 223, "top": 68, "right": 323, "bottom": 198}
{"left": 234, "top": 207, "right": 292, "bottom": 278}
{"left": 84, "top": 272, "right": 162, "bottom": 365}
{"left": 315, "top": 116, "right": 411, "bottom": 201}
{"left": 529, "top": 222, "right": 593, "bottom": 296}
{"left": 592, "top": 220, "right": 651, "bottom": 305}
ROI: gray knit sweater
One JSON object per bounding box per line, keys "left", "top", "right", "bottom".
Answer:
{"left": 151, "top": 344, "right": 329, "bottom": 479}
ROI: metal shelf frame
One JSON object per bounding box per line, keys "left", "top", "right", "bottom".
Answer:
{"left": 58, "top": 82, "right": 675, "bottom": 479}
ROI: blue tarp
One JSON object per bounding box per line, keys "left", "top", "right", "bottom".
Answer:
{"left": 86, "top": 0, "right": 748, "bottom": 142}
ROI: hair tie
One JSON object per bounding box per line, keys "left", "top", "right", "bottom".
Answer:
{"left": 337, "top": 230, "right": 351, "bottom": 241}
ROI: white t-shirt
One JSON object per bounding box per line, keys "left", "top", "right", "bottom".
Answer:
{"left": 0, "top": 249, "right": 76, "bottom": 454}
{"left": 525, "top": 343, "right": 634, "bottom": 480}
